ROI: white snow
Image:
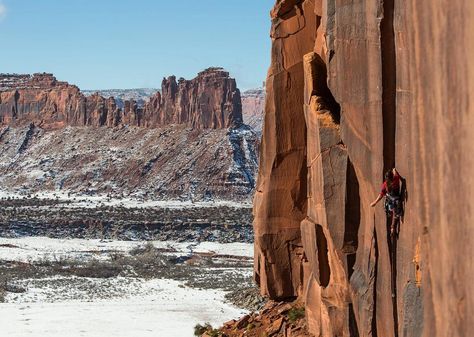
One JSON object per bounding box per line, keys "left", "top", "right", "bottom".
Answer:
{"left": 0, "top": 237, "right": 254, "bottom": 263}
{"left": 0, "top": 237, "right": 253, "bottom": 336}
{"left": 191, "top": 241, "right": 253, "bottom": 257}
{"left": 0, "top": 278, "right": 245, "bottom": 337}
{"left": 26, "top": 169, "right": 46, "bottom": 179}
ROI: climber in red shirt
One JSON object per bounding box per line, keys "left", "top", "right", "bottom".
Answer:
{"left": 370, "top": 168, "right": 403, "bottom": 233}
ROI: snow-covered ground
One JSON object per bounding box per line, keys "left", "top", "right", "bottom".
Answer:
{"left": 0, "top": 237, "right": 254, "bottom": 337}
{"left": 0, "top": 279, "right": 245, "bottom": 337}
{"left": 0, "top": 237, "right": 253, "bottom": 263}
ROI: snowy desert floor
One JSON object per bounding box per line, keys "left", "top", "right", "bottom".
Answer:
{"left": 0, "top": 237, "right": 259, "bottom": 337}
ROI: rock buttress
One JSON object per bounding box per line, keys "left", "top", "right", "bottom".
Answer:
{"left": 255, "top": 0, "right": 474, "bottom": 337}
{"left": 253, "top": 0, "right": 317, "bottom": 300}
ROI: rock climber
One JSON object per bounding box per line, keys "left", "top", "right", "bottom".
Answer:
{"left": 370, "top": 167, "right": 403, "bottom": 235}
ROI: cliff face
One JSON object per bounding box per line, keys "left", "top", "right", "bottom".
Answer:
{"left": 144, "top": 68, "right": 243, "bottom": 129}
{"left": 254, "top": 1, "right": 474, "bottom": 337}
{"left": 0, "top": 68, "right": 242, "bottom": 130}
{"left": 0, "top": 73, "right": 85, "bottom": 128}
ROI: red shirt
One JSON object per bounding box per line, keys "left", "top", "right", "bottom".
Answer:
{"left": 381, "top": 173, "right": 400, "bottom": 196}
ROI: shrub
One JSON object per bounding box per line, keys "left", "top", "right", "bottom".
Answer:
{"left": 194, "top": 323, "right": 212, "bottom": 336}
{"left": 288, "top": 307, "right": 305, "bottom": 323}
{"left": 193, "top": 323, "right": 224, "bottom": 337}
{"left": 208, "top": 329, "right": 222, "bottom": 337}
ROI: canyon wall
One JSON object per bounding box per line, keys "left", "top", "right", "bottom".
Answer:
{"left": 0, "top": 68, "right": 242, "bottom": 130}
{"left": 254, "top": 1, "right": 473, "bottom": 337}
{"left": 0, "top": 68, "right": 258, "bottom": 200}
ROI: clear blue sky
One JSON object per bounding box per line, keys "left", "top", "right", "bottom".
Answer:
{"left": 0, "top": 0, "right": 274, "bottom": 90}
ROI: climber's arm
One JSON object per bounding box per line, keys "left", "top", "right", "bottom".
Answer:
{"left": 371, "top": 194, "right": 383, "bottom": 207}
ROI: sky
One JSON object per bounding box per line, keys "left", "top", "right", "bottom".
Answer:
{"left": 0, "top": 0, "right": 275, "bottom": 90}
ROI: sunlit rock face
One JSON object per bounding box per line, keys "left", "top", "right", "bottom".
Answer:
{"left": 0, "top": 68, "right": 242, "bottom": 130}
{"left": 144, "top": 68, "right": 243, "bottom": 129}
{"left": 254, "top": 1, "right": 474, "bottom": 336}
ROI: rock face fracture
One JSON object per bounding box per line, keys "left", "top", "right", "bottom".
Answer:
{"left": 253, "top": 1, "right": 474, "bottom": 337}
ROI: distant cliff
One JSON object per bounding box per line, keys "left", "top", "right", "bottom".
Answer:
{"left": 0, "top": 68, "right": 242, "bottom": 130}
{"left": 0, "top": 69, "right": 258, "bottom": 201}
{"left": 253, "top": 1, "right": 473, "bottom": 337}
{"left": 144, "top": 68, "right": 243, "bottom": 129}
{"left": 241, "top": 88, "right": 265, "bottom": 134}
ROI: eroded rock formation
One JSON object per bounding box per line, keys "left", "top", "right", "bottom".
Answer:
{"left": 0, "top": 68, "right": 242, "bottom": 130}
{"left": 254, "top": 1, "right": 473, "bottom": 337}
{"left": 143, "top": 68, "right": 243, "bottom": 129}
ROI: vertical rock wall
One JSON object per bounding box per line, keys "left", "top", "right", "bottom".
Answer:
{"left": 253, "top": 0, "right": 317, "bottom": 300}
{"left": 254, "top": 1, "right": 474, "bottom": 336}
{"left": 393, "top": 2, "right": 474, "bottom": 337}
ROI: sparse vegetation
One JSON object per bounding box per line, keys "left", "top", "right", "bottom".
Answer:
{"left": 287, "top": 307, "right": 305, "bottom": 323}
{"left": 0, "top": 238, "right": 254, "bottom": 306}
{"left": 208, "top": 329, "right": 223, "bottom": 337}
{"left": 246, "top": 322, "right": 256, "bottom": 331}
{"left": 193, "top": 323, "right": 227, "bottom": 337}
{"left": 194, "top": 323, "right": 212, "bottom": 336}
{"left": 0, "top": 197, "right": 253, "bottom": 243}
{"left": 0, "top": 278, "right": 6, "bottom": 303}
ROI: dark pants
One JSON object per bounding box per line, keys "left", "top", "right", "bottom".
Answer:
{"left": 384, "top": 195, "right": 402, "bottom": 218}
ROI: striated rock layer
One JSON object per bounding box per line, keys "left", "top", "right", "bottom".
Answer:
{"left": 0, "top": 68, "right": 242, "bottom": 130}
{"left": 254, "top": 1, "right": 473, "bottom": 337}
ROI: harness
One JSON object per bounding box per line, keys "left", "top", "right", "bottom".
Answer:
{"left": 384, "top": 192, "right": 402, "bottom": 217}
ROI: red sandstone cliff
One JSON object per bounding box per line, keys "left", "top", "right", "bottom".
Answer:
{"left": 253, "top": 1, "right": 474, "bottom": 337}
{"left": 143, "top": 68, "right": 243, "bottom": 129}
{"left": 0, "top": 68, "right": 242, "bottom": 130}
